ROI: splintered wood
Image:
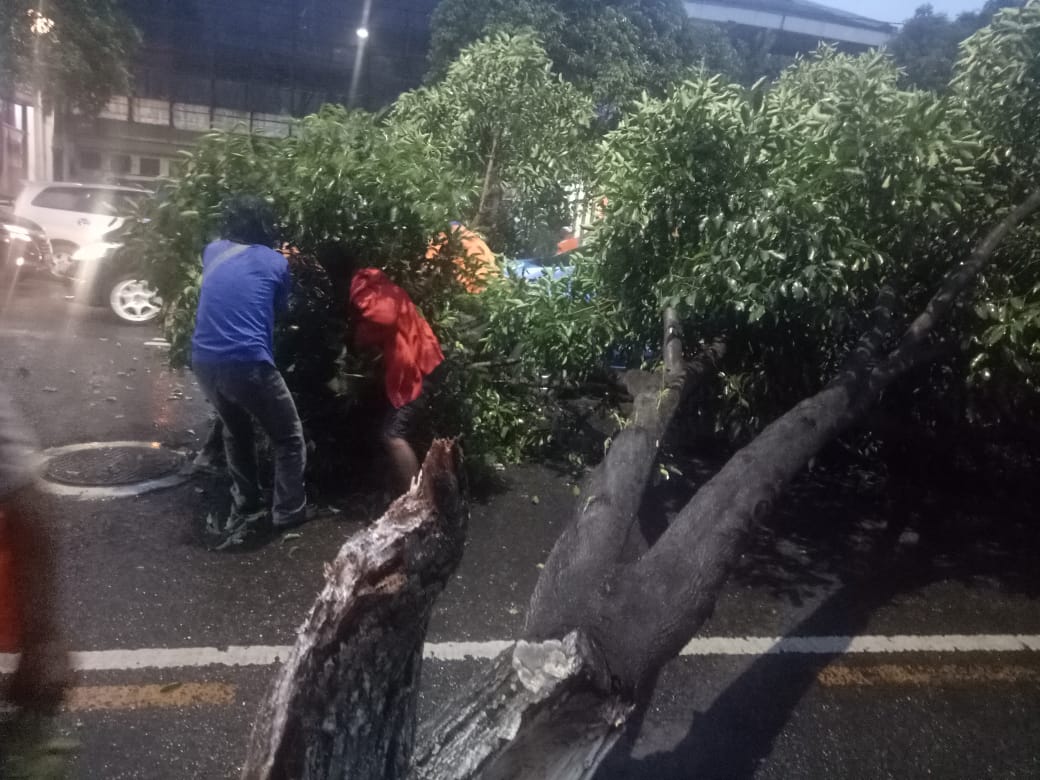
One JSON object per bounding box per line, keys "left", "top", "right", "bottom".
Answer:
{"left": 243, "top": 440, "right": 467, "bottom": 780}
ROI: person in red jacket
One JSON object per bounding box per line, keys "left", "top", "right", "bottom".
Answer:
{"left": 327, "top": 250, "right": 445, "bottom": 496}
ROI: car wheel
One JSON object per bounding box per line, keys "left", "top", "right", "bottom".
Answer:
{"left": 50, "top": 241, "right": 78, "bottom": 278}
{"left": 109, "top": 274, "right": 163, "bottom": 324}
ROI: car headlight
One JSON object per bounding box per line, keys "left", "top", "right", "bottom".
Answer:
{"left": 2, "top": 224, "right": 32, "bottom": 240}
{"left": 71, "top": 242, "right": 123, "bottom": 262}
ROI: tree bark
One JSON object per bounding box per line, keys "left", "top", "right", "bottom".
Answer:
{"left": 242, "top": 440, "right": 467, "bottom": 780}
{"left": 410, "top": 318, "right": 724, "bottom": 778}
{"left": 411, "top": 632, "right": 628, "bottom": 780}
{"left": 476, "top": 133, "right": 499, "bottom": 225}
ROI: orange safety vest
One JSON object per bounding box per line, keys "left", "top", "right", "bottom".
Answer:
{"left": 556, "top": 236, "right": 579, "bottom": 255}
{"left": 425, "top": 223, "right": 498, "bottom": 293}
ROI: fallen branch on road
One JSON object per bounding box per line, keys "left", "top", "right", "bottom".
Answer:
{"left": 242, "top": 440, "right": 467, "bottom": 780}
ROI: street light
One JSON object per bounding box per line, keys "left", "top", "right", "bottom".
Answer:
{"left": 348, "top": 0, "right": 373, "bottom": 108}
{"left": 26, "top": 8, "right": 56, "bottom": 181}
{"left": 27, "top": 9, "right": 56, "bottom": 36}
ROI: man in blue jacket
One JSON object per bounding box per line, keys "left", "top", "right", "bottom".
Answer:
{"left": 192, "top": 196, "right": 306, "bottom": 538}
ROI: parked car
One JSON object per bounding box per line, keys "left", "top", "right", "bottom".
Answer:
{"left": 68, "top": 223, "right": 162, "bottom": 325}
{"left": 12, "top": 182, "right": 151, "bottom": 277}
{"left": 0, "top": 208, "right": 54, "bottom": 277}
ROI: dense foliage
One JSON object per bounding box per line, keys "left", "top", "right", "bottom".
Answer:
{"left": 393, "top": 32, "right": 594, "bottom": 256}
{"left": 952, "top": 0, "right": 1040, "bottom": 407}
{"left": 138, "top": 3, "right": 1040, "bottom": 471}
{"left": 0, "top": 0, "right": 138, "bottom": 113}
{"left": 130, "top": 35, "right": 593, "bottom": 468}
{"left": 426, "top": 0, "right": 745, "bottom": 111}
{"left": 888, "top": 1, "right": 1025, "bottom": 92}
{"left": 582, "top": 2, "right": 1040, "bottom": 437}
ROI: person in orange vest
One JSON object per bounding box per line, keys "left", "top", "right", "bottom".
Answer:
{"left": 320, "top": 246, "right": 446, "bottom": 497}
{"left": 0, "top": 388, "right": 69, "bottom": 715}
{"left": 425, "top": 221, "right": 498, "bottom": 293}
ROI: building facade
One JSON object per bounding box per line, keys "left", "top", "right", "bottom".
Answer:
{"left": 67, "top": 0, "right": 439, "bottom": 186}
{"left": 6, "top": 0, "right": 896, "bottom": 195}
{"left": 684, "top": 1, "right": 894, "bottom": 50}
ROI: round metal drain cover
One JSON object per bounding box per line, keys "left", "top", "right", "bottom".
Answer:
{"left": 44, "top": 445, "right": 183, "bottom": 487}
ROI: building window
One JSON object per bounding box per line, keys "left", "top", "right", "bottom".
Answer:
{"left": 112, "top": 155, "right": 132, "bottom": 175}
{"left": 139, "top": 157, "right": 161, "bottom": 177}
{"left": 79, "top": 149, "right": 102, "bottom": 170}
{"left": 100, "top": 96, "right": 130, "bottom": 121}
{"left": 132, "top": 98, "right": 170, "bottom": 126}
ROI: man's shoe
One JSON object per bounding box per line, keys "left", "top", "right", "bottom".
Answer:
{"left": 212, "top": 508, "right": 270, "bottom": 551}
{"left": 272, "top": 505, "right": 316, "bottom": 532}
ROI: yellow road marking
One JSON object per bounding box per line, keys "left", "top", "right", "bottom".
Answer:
{"left": 819, "top": 663, "right": 1040, "bottom": 687}
{"left": 64, "top": 682, "right": 236, "bottom": 712}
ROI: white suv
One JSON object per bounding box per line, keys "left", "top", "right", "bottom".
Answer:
{"left": 12, "top": 182, "right": 151, "bottom": 276}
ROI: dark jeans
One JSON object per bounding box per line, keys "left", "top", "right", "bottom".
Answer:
{"left": 193, "top": 361, "right": 306, "bottom": 524}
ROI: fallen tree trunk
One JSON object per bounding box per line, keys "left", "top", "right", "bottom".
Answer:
{"left": 251, "top": 193, "right": 1039, "bottom": 779}
{"left": 242, "top": 440, "right": 467, "bottom": 780}
{"left": 411, "top": 191, "right": 1040, "bottom": 776}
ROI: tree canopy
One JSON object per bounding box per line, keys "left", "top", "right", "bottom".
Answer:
{"left": 888, "top": 1, "right": 1025, "bottom": 91}
{"left": 0, "top": 0, "right": 138, "bottom": 113}
{"left": 426, "top": 0, "right": 744, "bottom": 110}
{"left": 393, "top": 32, "right": 594, "bottom": 255}
{"left": 138, "top": 2, "right": 1040, "bottom": 469}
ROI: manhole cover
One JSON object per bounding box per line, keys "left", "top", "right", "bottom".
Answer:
{"left": 44, "top": 445, "right": 183, "bottom": 487}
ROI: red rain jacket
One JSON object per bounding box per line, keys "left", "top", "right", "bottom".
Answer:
{"left": 350, "top": 269, "right": 445, "bottom": 408}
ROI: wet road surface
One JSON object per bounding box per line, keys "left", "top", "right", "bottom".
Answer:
{"left": 1, "top": 276, "right": 1038, "bottom": 778}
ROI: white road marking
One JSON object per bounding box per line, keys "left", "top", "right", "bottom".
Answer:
{"left": 0, "top": 635, "right": 1038, "bottom": 673}
{"left": 681, "top": 634, "right": 1040, "bottom": 655}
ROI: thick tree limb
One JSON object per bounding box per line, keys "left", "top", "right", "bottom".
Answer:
{"left": 524, "top": 312, "right": 724, "bottom": 643}
{"left": 242, "top": 440, "right": 467, "bottom": 780}
{"left": 598, "top": 191, "right": 1040, "bottom": 688}
{"left": 875, "top": 189, "right": 1040, "bottom": 383}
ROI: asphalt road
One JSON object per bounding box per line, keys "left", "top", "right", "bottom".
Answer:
{"left": 1, "top": 275, "right": 1039, "bottom": 778}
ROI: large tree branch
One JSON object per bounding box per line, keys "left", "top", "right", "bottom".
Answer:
{"left": 524, "top": 312, "right": 723, "bottom": 642}
{"left": 595, "top": 191, "right": 1040, "bottom": 688}
{"left": 884, "top": 190, "right": 1040, "bottom": 372}
{"left": 242, "top": 441, "right": 467, "bottom": 780}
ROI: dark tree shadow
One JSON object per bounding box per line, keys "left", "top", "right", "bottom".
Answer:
{"left": 597, "top": 550, "right": 915, "bottom": 779}
{"left": 596, "top": 439, "right": 1040, "bottom": 779}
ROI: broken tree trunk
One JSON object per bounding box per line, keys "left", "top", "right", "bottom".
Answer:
{"left": 410, "top": 191, "right": 1040, "bottom": 777}
{"left": 410, "top": 315, "right": 725, "bottom": 779}
{"left": 242, "top": 440, "right": 467, "bottom": 780}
